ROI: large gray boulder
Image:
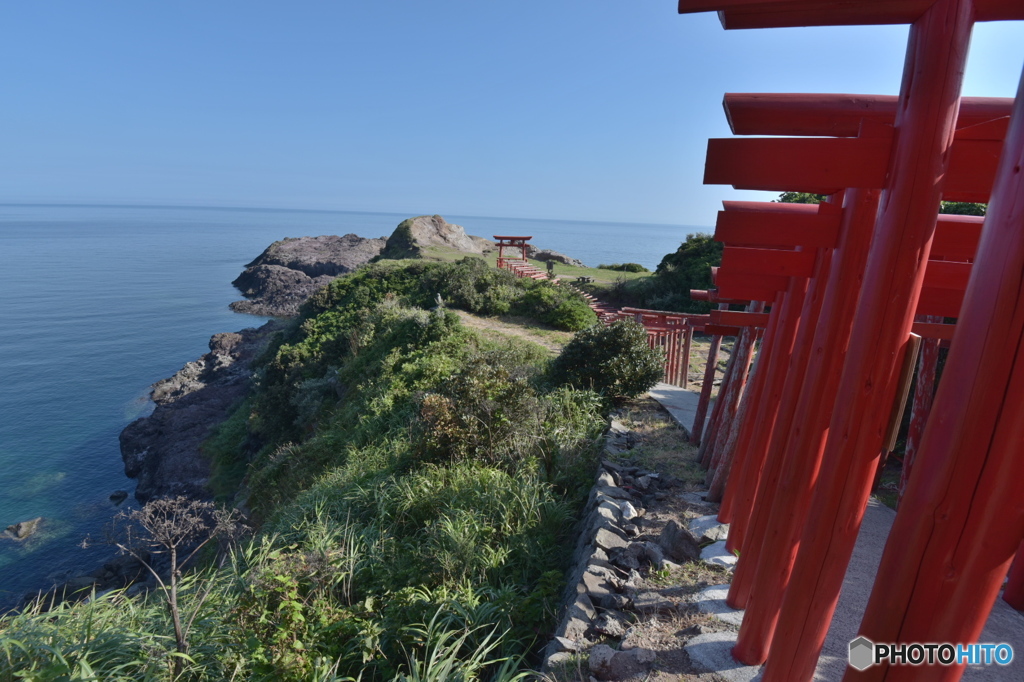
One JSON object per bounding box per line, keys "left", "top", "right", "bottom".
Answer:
{"left": 380, "top": 215, "right": 494, "bottom": 259}
{"left": 231, "top": 234, "right": 386, "bottom": 317}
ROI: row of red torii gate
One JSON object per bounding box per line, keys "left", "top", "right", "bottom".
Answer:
{"left": 670, "top": 2, "right": 1024, "bottom": 682}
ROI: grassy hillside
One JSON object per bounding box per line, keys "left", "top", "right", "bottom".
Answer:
{"left": 2, "top": 257, "right": 666, "bottom": 682}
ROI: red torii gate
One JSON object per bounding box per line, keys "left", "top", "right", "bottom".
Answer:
{"left": 678, "top": 1, "right": 1024, "bottom": 680}
{"left": 494, "top": 235, "right": 531, "bottom": 270}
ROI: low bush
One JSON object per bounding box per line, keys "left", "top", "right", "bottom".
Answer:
{"left": 597, "top": 262, "right": 649, "bottom": 273}
{"left": 549, "top": 319, "right": 664, "bottom": 399}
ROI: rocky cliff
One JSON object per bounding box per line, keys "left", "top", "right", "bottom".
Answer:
{"left": 231, "top": 234, "right": 387, "bottom": 316}
{"left": 379, "top": 214, "right": 494, "bottom": 259}
{"left": 120, "top": 321, "right": 281, "bottom": 502}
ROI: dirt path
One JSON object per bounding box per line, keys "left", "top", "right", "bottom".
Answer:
{"left": 453, "top": 310, "right": 573, "bottom": 355}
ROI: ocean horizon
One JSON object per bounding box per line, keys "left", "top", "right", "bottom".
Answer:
{"left": 0, "top": 203, "right": 710, "bottom": 606}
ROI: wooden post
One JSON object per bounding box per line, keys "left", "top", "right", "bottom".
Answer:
{"left": 724, "top": 272, "right": 808, "bottom": 554}
{"left": 849, "top": 66, "right": 1024, "bottom": 682}
{"left": 682, "top": 325, "right": 694, "bottom": 389}
{"left": 699, "top": 337, "right": 737, "bottom": 467}
{"left": 898, "top": 314, "right": 943, "bottom": 505}
{"left": 727, "top": 242, "right": 832, "bottom": 609}
{"left": 692, "top": 304, "right": 729, "bottom": 444}
{"left": 765, "top": 2, "right": 974, "bottom": 679}
{"left": 718, "top": 295, "right": 780, "bottom": 524}
{"left": 733, "top": 186, "right": 881, "bottom": 662}
{"left": 1003, "top": 541, "right": 1024, "bottom": 611}
{"left": 705, "top": 315, "right": 760, "bottom": 480}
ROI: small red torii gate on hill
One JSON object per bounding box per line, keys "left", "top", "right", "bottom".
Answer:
{"left": 676, "top": 1, "right": 1024, "bottom": 680}
{"left": 494, "top": 235, "right": 531, "bottom": 270}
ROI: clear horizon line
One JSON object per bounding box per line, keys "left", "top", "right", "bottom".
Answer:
{"left": 0, "top": 201, "right": 714, "bottom": 232}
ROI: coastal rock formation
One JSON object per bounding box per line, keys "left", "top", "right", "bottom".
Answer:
{"left": 528, "top": 246, "right": 585, "bottom": 267}
{"left": 120, "top": 321, "right": 281, "bottom": 502}
{"left": 231, "top": 234, "right": 387, "bottom": 316}
{"left": 380, "top": 215, "right": 495, "bottom": 259}
{"left": 3, "top": 517, "right": 42, "bottom": 541}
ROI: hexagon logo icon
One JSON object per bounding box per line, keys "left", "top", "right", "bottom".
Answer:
{"left": 849, "top": 636, "right": 875, "bottom": 671}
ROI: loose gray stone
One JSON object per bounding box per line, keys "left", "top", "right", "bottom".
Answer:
{"left": 582, "top": 571, "right": 613, "bottom": 600}
{"left": 689, "top": 514, "right": 729, "bottom": 542}
{"left": 594, "top": 611, "right": 629, "bottom": 637}
{"left": 619, "top": 501, "right": 641, "bottom": 520}
{"left": 692, "top": 585, "right": 744, "bottom": 626}
{"left": 642, "top": 541, "right": 665, "bottom": 567}
{"left": 595, "top": 528, "right": 629, "bottom": 551}
{"left": 684, "top": 631, "right": 762, "bottom": 682}
{"left": 597, "top": 471, "right": 617, "bottom": 487}
{"left": 681, "top": 492, "right": 709, "bottom": 505}
{"left": 546, "top": 651, "right": 576, "bottom": 669}
{"left": 622, "top": 523, "right": 640, "bottom": 537}
{"left": 633, "top": 591, "right": 677, "bottom": 615}
{"left": 553, "top": 636, "right": 581, "bottom": 652}
{"left": 597, "top": 485, "right": 635, "bottom": 501}
{"left": 659, "top": 520, "right": 701, "bottom": 562}
{"left": 700, "top": 541, "right": 739, "bottom": 570}
{"left": 599, "top": 593, "right": 632, "bottom": 611}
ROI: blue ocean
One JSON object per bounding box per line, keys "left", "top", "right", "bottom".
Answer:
{"left": 0, "top": 204, "right": 705, "bottom": 607}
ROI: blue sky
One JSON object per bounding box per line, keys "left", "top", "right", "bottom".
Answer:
{"left": 1, "top": 2, "right": 1021, "bottom": 227}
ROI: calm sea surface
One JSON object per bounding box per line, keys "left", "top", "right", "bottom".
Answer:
{"left": 0, "top": 204, "right": 706, "bottom": 606}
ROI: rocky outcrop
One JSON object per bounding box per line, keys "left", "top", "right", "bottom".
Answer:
{"left": 527, "top": 246, "right": 584, "bottom": 267}
{"left": 380, "top": 215, "right": 494, "bottom": 259}
{"left": 3, "top": 517, "right": 42, "bottom": 541}
{"left": 120, "top": 321, "right": 281, "bottom": 502}
{"left": 231, "top": 234, "right": 386, "bottom": 316}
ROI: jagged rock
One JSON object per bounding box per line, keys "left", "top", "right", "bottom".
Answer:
{"left": 595, "top": 528, "right": 629, "bottom": 552}
{"left": 609, "top": 543, "right": 645, "bottom": 570}
{"left": 700, "top": 541, "right": 739, "bottom": 570}
{"left": 109, "top": 490, "right": 128, "bottom": 505}
{"left": 231, "top": 234, "right": 387, "bottom": 316}
{"left": 658, "top": 520, "right": 701, "bottom": 563}
{"left": 594, "top": 610, "right": 630, "bottom": 638}
{"left": 689, "top": 514, "right": 729, "bottom": 542}
{"left": 589, "top": 644, "right": 656, "bottom": 680}
{"left": 3, "top": 517, "right": 42, "bottom": 540}
{"left": 528, "top": 246, "right": 584, "bottom": 267}
{"left": 619, "top": 501, "right": 641, "bottom": 520}
{"left": 599, "top": 593, "right": 633, "bottom": 611}
{"left": 552, "top": 636, "right": 582, "bottom": 653}
{"left": 120, "top": 321, "right": 282, "bottom": 502}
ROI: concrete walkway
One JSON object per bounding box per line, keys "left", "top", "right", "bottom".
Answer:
{"left": 645, "top": 388, "right": 1024, "bottom": 681}
{"left": 648, "top": 382, "right": 704, "bottom": 437}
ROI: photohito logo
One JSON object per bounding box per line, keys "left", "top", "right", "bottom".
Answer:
{"left": 849, "top": 637, "right": 1014, "bottom": 670}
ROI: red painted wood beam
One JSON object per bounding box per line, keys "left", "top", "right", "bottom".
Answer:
{"left": 705, "top": 136, "right": 1000, "bottom": 202}
{"left": 724, "top": 93, "right": 1011, "bottom": 138}
{"left": 910, "top": 320, "right": 956, "bottom": 340}
{"left": 933, "top": 214, "right": 983, "bottom": 260}
{"left": 729, "top": 242, "right": 832, "bottom": 609}
{"left": 915, "top": 286, "right": 965, "bottom": 317}
{"left": 732, "top": 186, "right": 881, "bottom": 664}
{"left": 692, "top": 305, "right": 730, "bottom": 445}
{"left": 715, "top": 271, "right": 790, "bottom": 301}
{"left": 1004, "top": 542, "right": 1024, "bottom": 611}
{"left": 851, "top": 67, "right": 1024, "bottom": 682}
{"left": 719, "top": 292, "right": 784, "bottom": 523}
{"left": 722, "top": 247, "right": 817, "bottom": 278}
{"left": 711, "top": 310, "right": 771, "bottom": 328}
{"left": 722, "top": 200, "right": 820, "bottom": 213}
{"left": 715, "top": 209, "right": 842, "bottom": 249}
{"left": 765, "top": 2, "right": 973, "bottom": 679}
{"left": 704, "top": 324, "right": 745, "bottom": 336}
{"left": 677, "top": 0, "right": 1023, "bottom": 28}
{"left": 724, "top": 263, "right": 809, "bottom": 549}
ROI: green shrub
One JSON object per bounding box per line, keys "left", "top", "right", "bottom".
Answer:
{"left": 549, "top": 319, "right": 664, "bottom": 399}
{"left": 597, "top": 262, "right": 649, "bottom": 273}
{"left": 514, "top": 283, "right": 596, "bottom": 331}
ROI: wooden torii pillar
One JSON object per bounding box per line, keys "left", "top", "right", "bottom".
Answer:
{"left": 677, "top": 2, "right": 1023, "bottom": 680}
